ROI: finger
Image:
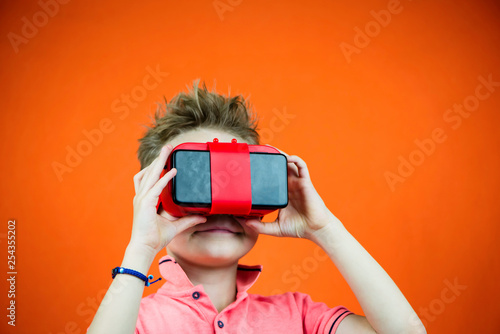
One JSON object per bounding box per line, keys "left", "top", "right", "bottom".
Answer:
{"left": 149, "top": 168, "right": 177, "bottom": 199}
{"left": 137, "top": 146, "right": 165, "bottom": 195}
{"left": 133, "top": 151, "right": 165, "bottom": 189}
{"left": 233, "top": 216, "right": 258, "bottom": 228}
{"left": 264, "top": 144, "right": 299, "bottom": 178}
{"left": 287, "top": 160, "right": 300, "bottom": 178}
{"left": 243, "top": 218, "right": 284, "bottom": 237}
{"left": 134, "top": 153, "right": 163, "bottom": 192}
{"left": 133, "top": 167, "right": 148, "bottom": 194}
{"left": 173, "top": 214, "right": 207, "bottom": 234}
{"left": 287, "top": 156, "right": 299, "bottom": 177}
{"left": 140, "top": 145, "right": 169, "bottom": 191}
{"left": 141, "top": 148, "right": 163, "bottom": 172}
{"left": 286, "top": 155, "right": 310, "bottom": 179}
{"left": 265, "top": 144, "right": 289, "bottom": 157}
{"left": 139, "top": 145, "right": 172, "bottom": 195}
{"left": 158, "top": 206, "right": 178, "bottom": 222}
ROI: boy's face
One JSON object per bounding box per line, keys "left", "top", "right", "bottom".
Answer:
{"left": 161, "top": 127, "right": 259, "bottom": 267}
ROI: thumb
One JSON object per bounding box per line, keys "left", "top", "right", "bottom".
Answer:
{"left": 242, "top": 218, "right": 284, "bottom": 237}
{"left": 173, "top": 215, "right": 207, "bottom": 234}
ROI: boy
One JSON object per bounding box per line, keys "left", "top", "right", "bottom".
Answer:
{"left": 87, "top": 80, "right": 426, "bottom": 333}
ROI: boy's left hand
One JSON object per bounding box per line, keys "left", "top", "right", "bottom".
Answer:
{"left": 237, "top": 146, "right": 342, "bottom": 241}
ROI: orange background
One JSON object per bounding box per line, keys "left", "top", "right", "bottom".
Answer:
{"left": 1, "top": 0, "right": 499, "bottom": 333}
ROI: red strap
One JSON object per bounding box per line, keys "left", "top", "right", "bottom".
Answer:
{"left": 208, "top": 139, "right": 252, "bottom": 215}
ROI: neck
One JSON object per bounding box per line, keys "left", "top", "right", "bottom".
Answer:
{"left": 177, "top": 258, "right": 239, "bottom": 313}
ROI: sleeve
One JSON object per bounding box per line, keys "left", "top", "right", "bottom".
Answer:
{"left": 292, "top": 292, "right": 353, "bottom": 334}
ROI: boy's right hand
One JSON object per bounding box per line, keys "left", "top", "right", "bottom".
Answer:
{"left": 129, "top": 145, "right": 207, "bottom": 256}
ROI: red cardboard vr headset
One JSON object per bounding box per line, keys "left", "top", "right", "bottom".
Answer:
{"left": 156, "top": 138, "right": 288, "bottom": 217}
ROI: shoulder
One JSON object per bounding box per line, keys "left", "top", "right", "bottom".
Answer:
{"left": 248, "top": 291, "right": 331, "bottom": 309}
{"left": 247, "top": 291, "right": 306, "bottom": 305}
{"left": 247, "top": 291, "right": 349, "bottom": 319}
{"left": 137, "top": 292, "right": 162, "bottom": 311}
{"left": 335, "top": 314, "right": 376, "bottom": 334}
{"left": 248, "top": 292, "right": 355, "bottom": 333}
{"left": 244, "top": 291, "right": 315, "bottom": 317}
{"left": 137, "top": 291, "right": 177, "bottom": 313}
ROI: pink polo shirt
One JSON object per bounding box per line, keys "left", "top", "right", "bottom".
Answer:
{"left": 135, "top": 255, "right": 353, "bottom": 333}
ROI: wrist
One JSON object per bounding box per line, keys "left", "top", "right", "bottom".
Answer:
{"left": 121, "top": 243, "right": 157, "bottom": 274}
{"left": 307, "top": 215, "right": 349, "bottom": 250}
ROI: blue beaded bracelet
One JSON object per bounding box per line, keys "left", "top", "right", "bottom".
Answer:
{"left": 111, "top": 267, "right": 162, "bottom": 287}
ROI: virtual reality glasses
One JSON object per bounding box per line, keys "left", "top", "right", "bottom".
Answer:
{"left": 156, "top": 138, "right": 288, "bottom": 217}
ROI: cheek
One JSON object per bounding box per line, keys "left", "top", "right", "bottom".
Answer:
{"left": 166, "top": 231, "right": 192, "bottom": 255}
{"left": 242, "top": 223, "right": 259, "bottom": 240}
{"left": 243, "top": 231, "right": 259, "bottom": 251}
{"left": 167, "top": 226, "right": 258, "bottom": 260}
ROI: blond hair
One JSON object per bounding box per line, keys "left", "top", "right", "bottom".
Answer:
{"left": 137, "top": 79, "right": 260, "bottom": 169}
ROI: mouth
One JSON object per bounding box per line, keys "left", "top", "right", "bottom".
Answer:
{"left": 194, "top": 228, "right": 240, "bottom": 234}
{"left": 193, "top": 221, "right": 243, "bottom": 235}
{"left": 191, "top": 215, "right": 245, "bottom": 235}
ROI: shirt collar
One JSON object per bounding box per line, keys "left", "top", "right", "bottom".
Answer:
{"left": 157, "top": 255, "right": 263, "bottom": 295}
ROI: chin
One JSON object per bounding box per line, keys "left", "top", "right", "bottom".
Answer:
{"left": 192, "top": 251, "right": 243, "bottom": 267}
{"left": 169, "top": 234, "right": 256, "bottom": 268}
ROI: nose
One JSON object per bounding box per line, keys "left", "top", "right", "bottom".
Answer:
{"left": 206, "top": 214, "right": 239, "bottom": 223}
